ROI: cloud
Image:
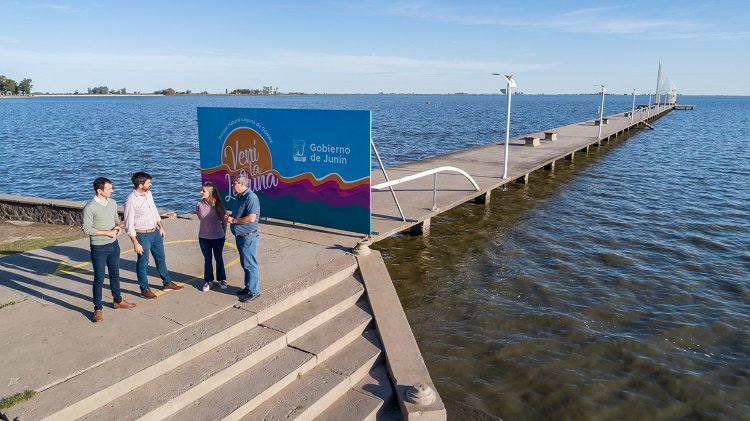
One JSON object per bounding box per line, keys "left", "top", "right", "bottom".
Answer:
{"left": 0, "top": 47, "right": 553, "bottom": 93}
{"left": 27, "top": 3, "right": 72, "bottom": 11}
{"left": 376, "top": 1, "right": 745, "bottom": 40}
{"left": 0, "top": 48, "right": 548, "bottom": 76}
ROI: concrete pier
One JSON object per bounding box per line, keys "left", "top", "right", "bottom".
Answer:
{"left": 369, "top": 104, "right": 674, "bottom": 241}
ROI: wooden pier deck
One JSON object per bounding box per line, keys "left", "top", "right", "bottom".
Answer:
{"left": 367, "top": 104, "right": 675, "bottom": 242}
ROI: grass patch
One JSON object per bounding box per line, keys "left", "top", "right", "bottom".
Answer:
{"left": 0, "top": 300, "right": 21, "bottom": 310}
{"left": 0, "top": 390, "right": 36, "bottom": 409}
{"left": 0, "top": 233, "right": 85, "bottom": 257}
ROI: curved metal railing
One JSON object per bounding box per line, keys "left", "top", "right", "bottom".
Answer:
{"left": 372, "top": 166, "right": 481, "bottom": 217}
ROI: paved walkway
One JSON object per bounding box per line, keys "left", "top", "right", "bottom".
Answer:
{"left": 0, "top": 215, "right": 362, "bottom": 400}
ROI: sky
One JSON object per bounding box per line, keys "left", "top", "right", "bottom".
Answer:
{"left": 1, "top": 0, "right": 748, "bottom": 95}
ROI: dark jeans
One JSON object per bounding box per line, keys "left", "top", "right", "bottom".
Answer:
{"left": 199, "top": 237, "right": 226, "bottom": 282}
{"left": 236, "top": 233, "right": 259, "bottom": 295}
{"left": 91, "top": 240, "right": 122, "bottom": 310}
{"left": 135, "top": 230, "right": 171, "bottom": 290}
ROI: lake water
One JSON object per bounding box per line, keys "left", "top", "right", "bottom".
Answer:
{"left": 2, "top": 94, "right": 748, "bottom": 419}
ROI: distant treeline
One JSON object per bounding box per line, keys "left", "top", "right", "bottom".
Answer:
{"left": 0, "top": 75, "right": 33, "bottom": 95}
{"left": 231, "top": 86, "right": 278, "bottom": 95}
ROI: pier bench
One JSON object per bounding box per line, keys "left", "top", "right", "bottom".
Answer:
{"left": 523, "top": 136, "right": 541, "bottom": 147}
{"left": 594, "top": 118, "right": 609, "bottom": 125}
{"left": 544, "top": 132, "right": 557, "bottom": 141}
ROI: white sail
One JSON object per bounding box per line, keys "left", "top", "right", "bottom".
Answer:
{"left": 655, "top": 62, "right": 664, "bottom": 105}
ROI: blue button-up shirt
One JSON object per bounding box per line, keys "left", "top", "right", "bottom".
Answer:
{"left": 231, "top": 189, "right": 260, "bottom": 236}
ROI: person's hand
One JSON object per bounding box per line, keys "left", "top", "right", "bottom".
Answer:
{"left": 105, "top": 229, "right": 118, "bottom": 238}
{"left": 159, "top": 226, "right": 166, "bottom": 238}
{"left": 134, "top": 243, "right": 144, "bottom": 255}
{"left": 112, "top": 226, "right": 122, "bottom": 237}
{"left": 226, "top": 216, "right": 234, "bottom": 224}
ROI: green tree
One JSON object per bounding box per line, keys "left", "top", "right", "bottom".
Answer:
{"left": 0, "top": 75, "right": 18, "bottom": 94}
{"left": 18, "top": 78, "right": 32, "bottom": 95}
{"left": 4, "top": 79, "right": 17, "bottom": 95}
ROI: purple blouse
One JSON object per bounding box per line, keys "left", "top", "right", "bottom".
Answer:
{"left": 196, "top": 201, "right": 227, "bottom": 240}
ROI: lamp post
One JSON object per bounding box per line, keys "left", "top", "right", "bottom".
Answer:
{"left": 596, "top": 84, "right": 606, "bottom": 139}
{"left": 630, "top": 89, "right": 636, "bottom": 125}
{"left": 647, "top": 90, "right": 652, "bottom": 118}
{"left": 492, "top": 73, "right": 516, "bottom": 179}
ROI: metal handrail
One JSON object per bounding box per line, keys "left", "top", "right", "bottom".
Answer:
{"left": 372, "top": 166, "right": 481, "bottom": 212}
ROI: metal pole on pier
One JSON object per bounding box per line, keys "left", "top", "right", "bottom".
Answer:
{"left": 631, "top": 89, "right": 636, "bottom": 125}
{"left": 493, "top": 73, "right": 516, "bottom": 179}
{"left": 647, "top": 90, "right": 652, "bottom": 118}
{"left": 596, "top": 85, "right": 606, "bottom": 139}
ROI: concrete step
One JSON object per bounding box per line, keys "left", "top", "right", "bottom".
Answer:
{"left": 315, "top": 364, "right": 398, "bottom": 421}
{"left": 166, "top": 347, "right": 317, "bottom": 421}
{"left": 91, "top": 291, "right": 371, "bottom": 421}
{"left": 8, "top": 257, "right": 358, "bottom": 421}
{"left": 262, "top": 275, "right": 365, "bottom": 343}
{"left": 290, "top": 300, "right": 373, "bottom": 365}
{"left": 242, "top": 256, "right": 359, "bottom": 325}
{"left": 239, "top": 331, "right": 383, "bottom": 421}
{"left": 81, "top": 325, "right": 286, "bottom": 421}
{"left": 80, "top": 275, "right": 363, "bottom": 421}
{"left": 11, "top": 306, "right": 257, "bottom": 421}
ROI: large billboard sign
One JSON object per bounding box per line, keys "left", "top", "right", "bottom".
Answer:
{"left": 197, "top": 107, "right": 372, "bottom": 234}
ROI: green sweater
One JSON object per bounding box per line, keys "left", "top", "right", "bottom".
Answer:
{"left": 82, "top": 198, "right": 120, "bottom": 245}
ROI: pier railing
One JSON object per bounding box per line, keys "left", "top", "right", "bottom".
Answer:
{"left": 372, "top": 166, "right": 481, "bottom": 218}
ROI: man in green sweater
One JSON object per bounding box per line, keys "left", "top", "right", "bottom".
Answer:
{"left": 82, "top": 177, "right": 136, "bottom": 322}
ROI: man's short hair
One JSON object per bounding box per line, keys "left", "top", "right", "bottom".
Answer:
{"left": 93, "top": 177, "right": 111, "bottom": 193}
{"left": 131, "top": 171, "right": 152, "bottom": 188}
{"left": 234, "top": 174, "right": 249, "bottom": 187}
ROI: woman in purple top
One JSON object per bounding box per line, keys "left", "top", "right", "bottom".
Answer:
{"left": 197, "top": 181, "right": 227, "bottom": 292}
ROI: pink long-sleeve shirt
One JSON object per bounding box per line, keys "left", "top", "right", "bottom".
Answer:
{"left": 124, "top": 189, "right": 161, "bottom": 237}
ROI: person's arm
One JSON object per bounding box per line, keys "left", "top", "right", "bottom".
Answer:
{"left": 82, "top": 205, "right": 118, "bottom": 238}
{"left": 124, "top": 197, "right": 144, "bottom": 255}
{"left": 231, "top": 213, "right": 257, "bottom": 224}
{"left": 227, "top": 196, "right": 258, "bottom": 225}
{"left": 149, "top": 192, "right": 166, "bottom": 237}
{"left": 219, "top": 207, "right": 228, "bottom": 232}
{"left": 112, "top": 201, "right": 122, "bottom": 236}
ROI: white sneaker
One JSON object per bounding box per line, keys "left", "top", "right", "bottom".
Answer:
{"left": 219, "top": 280, "right": 227, "bottom": 290}
{"left": 202, "top": 282, "right": 210, "bottom": 292}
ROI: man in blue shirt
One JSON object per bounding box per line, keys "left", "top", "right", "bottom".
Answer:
{"left": 226, "top": 174, "right": 261, "bottom": 301}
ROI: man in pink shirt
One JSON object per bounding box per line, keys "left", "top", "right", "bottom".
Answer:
{"left": 124, "top": 171, "right": 183, "bottom": 299}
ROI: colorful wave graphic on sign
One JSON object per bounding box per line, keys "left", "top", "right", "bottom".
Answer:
{"left": 201, "top": 166, "right": 370, "bottom": 211}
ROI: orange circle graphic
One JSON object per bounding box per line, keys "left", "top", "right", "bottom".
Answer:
{"left": 221, "top": 127, "right": 273, "bottom": 176}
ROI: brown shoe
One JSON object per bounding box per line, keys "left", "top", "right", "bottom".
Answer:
{"left": 162, "top": 282, "right": 183, "bottom": 291}
{"left": 92, "top": 310, "right": 103, "bottom": 323}
{"left": 113, "top": 300, "right": 137, "bottom": 309}
{"left": 141, "top": 289, "right": 157, "bottom": 299}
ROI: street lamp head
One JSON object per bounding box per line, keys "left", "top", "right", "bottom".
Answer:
{"left": 492, "top": 73, "right": 517, "bottom": 88}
